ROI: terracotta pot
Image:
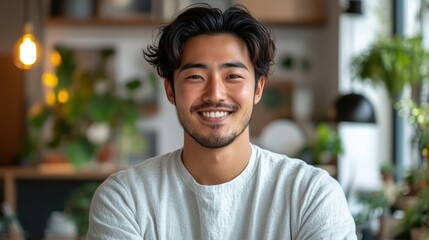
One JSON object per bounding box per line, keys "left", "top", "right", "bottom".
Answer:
{"left": 411, "top": 227, "right": 429, "bottom": 240}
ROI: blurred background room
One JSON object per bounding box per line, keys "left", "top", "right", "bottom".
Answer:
{"left": 0, "top": 0, "right": 428, "bottom": 239}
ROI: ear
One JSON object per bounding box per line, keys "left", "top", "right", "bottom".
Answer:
{"left": 164, "top": 79, "right": 175, "bottom": 105}
{"left": 254, "top": 77, "right": 265, "bottom": 104}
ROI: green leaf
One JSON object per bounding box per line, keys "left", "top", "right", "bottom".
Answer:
{"left": 87, "top": 95, "right": 120, "bottom": 123}
{"left": 65, "top": 138, "right": 96, "bottom": 168}
{"left": 125, "top": 78, "right": 141, "bottom": 92}
{"left": 29, "top": 105, "right": 51, "bottom": 129}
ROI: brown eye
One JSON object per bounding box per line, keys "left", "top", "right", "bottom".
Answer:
{"left": 187, "top": 75, "right": 203, "bottom": 80}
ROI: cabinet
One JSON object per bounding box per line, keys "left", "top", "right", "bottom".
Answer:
{"left": 0, "top": 167, "right": 118, "bottom": 240}
{"left": 236, "top": 0, "right": 326, "bottom": 25}
{"left": 45, "top": 0, "right": 326, "bottom": 27}
{"left": 0, "top": 55, "right": 24, "bottom": 165}
{"left": 46, "top": 0, "right": 164, "bottom": 26}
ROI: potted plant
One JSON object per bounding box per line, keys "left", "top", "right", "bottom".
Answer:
{"left": 64, "top": 182, "right": 100, "bottom": 238}
{"left": 354, "top": 190, "right": 390, "bottom": 239}
{"left": 299, "top": 122, "right": 343, "bottom": 176}
{"left": 399, "top": 169, "right": 429, "bottom": 240}
{"left": 27, "top": 46, "right": 151, "bottom": 168}
{"left": 351, "top": 35, "right": 428, "bottom": 102}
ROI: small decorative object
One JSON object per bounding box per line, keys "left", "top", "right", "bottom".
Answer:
{"left": 100, "top": 0, "right": 152, "bottom": 18}
{"left": 64, "top": 182, "right": 100, "bottom": 238}
{"left": 63, "top": 0, "right": 96, "bottom": 19}
{"left": 44, "top": 211, "right": 78, "bottom": 240}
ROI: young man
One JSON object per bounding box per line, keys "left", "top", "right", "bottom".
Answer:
{"left": 88, "top": 4, "right": 357, "bottom": 239}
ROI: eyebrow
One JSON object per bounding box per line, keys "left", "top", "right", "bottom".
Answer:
{"left": 178, "top": 61, "right": 249, "bottom": 72}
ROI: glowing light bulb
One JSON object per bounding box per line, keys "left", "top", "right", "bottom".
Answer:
{"left": 50, "top": 51, "right": 61, "bottom": 67}
{"left": 58, "top": 89, "right": 69, "bottom": 103}
{"left": 46, "top": 91, "right": 56, "bottom": 106}
{"left": 13, "top": 23, "right": 40, "bottom": 69}
{"left": 19, "top": 34, "right": 37, "bottom": 65}
{"left": 42, "top": 72, "right": 58, "bottom": 87}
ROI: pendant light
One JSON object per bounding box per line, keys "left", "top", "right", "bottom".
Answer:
{"left": 13, "top": 0, "right": 41, "bottom": 70}
{"left": 332, "top": 93, "right": 376, "bottom": 123}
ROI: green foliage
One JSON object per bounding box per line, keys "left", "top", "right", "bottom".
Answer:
{"left": 65, "top": 138, "right": 96, "bottom": 169}
{"left": 354, "top": 191, "right": 389, "bottom": 226}
{"left": 398, "top": 100, "right": 429, "bottom": 159}
{"left": 65, "top": 182, "right": 100, "bottom": 236}
{"left": 28, "top": 46, "right": 146, "bottom": 167}
{"left": 380, "top": 161, "right": 395, "bottom": 176}
{"left": 300, "top": 122, "right": 343, "bottom": 165}
{"left": 351, "top": 35, "right": 428, "bottom": 100}
{"left": 400, "top": 170, "right": 429, "bottom": 232}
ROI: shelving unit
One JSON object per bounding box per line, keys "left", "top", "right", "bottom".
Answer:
{"left": 0, "top": 167, "right": 120, "bottom": 240}
{"left": 45, "top": 0, "right": 326, "bottom": 27}
{"left": 45, "top": 16, "right": 165, "bottom": 27}
{"left": 0, "top": 167, "right": 118, "bottom": 211}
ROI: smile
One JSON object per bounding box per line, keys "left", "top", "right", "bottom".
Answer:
{"left": 201, "top": 111, "right": 230, "bottom": 119}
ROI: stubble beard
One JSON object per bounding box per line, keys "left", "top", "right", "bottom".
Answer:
{"left": 176, "top": 105, "right": 253, "bottom": 149}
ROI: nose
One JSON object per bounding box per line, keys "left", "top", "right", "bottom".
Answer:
{"left": 202, "top": 74, "right": 226, "bottom": 102}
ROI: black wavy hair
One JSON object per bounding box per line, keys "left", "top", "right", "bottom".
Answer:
{"left": 143, "top": 4, "right": 275, "bottom": 87}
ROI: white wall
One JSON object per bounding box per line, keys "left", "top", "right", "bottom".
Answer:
{"left": 337, "top": 0, "right": 391, "bottom": 194}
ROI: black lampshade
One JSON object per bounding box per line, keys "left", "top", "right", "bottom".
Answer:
{"left": 333, "top": 93, "right": 376, "bottom": 123}
{"left": 344, "top": 0, "right": 363, "bottom": 15}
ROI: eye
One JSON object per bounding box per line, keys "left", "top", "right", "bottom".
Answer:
{"left": 186, "top": 75, "right": 203, "bottom": 80}
{"left": 226, "top": 74, "right": 243, "bottom": 80}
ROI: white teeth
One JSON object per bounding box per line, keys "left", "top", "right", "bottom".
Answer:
{"left": 202, "top": 111, "right": 229, "bottom": 118}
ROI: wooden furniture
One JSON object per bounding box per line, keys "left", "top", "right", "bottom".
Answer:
{"left": 0, "top": 55, "right": 24, "bottom": 165}
{"left": 0, "top": 166, "right": 119, "bottom": 240}
{"left": 0, "top": 167, "right": 118, "bottom": 210}
{"left": 45, "top": 0, "right": 326, "bottom": 27}
{"left": 236, "top": 0, "right": 326, "bottom": 25}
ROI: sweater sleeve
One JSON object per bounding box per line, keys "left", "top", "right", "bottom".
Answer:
{"left": 87, "top": 176, "right": 142, "bottom": 240}
{"left": 296, "top": 171, "right": 357, "bottom": 240}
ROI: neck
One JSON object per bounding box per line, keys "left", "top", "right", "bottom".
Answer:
{"left": 181, "top": 128, "right": 252, "bottom": 185}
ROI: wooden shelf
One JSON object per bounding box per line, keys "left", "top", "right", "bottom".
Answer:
{"left": 237, "top": 0, "right": 326, "bottom": 27}
{"left": 0, "top": 166, "right": 121, "bottom": 211}
{"left": 46, "top": 16, "right": 165, "bottom": 27}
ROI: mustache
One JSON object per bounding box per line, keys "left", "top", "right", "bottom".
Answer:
{"left": 191, "top": 102, "right": 238, "bottom": 112}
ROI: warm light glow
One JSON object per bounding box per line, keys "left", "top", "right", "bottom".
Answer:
{"left": 51, "top": 50, "right": 61, "bottom": 67}
{"left": 13, "top": 23, "right": 40, "bottom": 70}
{"left": 19, "top": 34, "right": 37, "bottom": 65}
{"left": 58, "top": 89, "right": 69, "bottom": 103}
{"left": 29, "top": 103, "right": 43, "bottom": 119}
{"left": 42, "top": 72, "right": 58, "bottom": 87}
{"left": 46, "top": 91, "right": 56, "bottom": 106}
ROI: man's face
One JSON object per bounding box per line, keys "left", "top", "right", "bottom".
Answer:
{"left": 165, "top": 33, "right": 264, "bottom": 148}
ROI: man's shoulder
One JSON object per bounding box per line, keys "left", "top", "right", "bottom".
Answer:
{"left": 253, "top": 144, "right": 332, "bottom": 186}
{"left": 109, "top": 148, "right": 181, "bottom": 183}
{"left": 253, "top": 144, "right": 322, "bottom": 173}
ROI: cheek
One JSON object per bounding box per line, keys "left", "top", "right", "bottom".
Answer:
{"left": 231, "top": 84, "right": 256, "bottom": 103}
{"left": 175, "top": 86, "right": 197, "bottom": 107}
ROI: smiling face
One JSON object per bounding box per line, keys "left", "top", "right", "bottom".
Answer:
{"left": 165, "top": 33, "right": 265, "bottom": 148}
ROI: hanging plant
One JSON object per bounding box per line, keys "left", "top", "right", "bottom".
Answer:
{"left": 351, "top": 35, "right": 428, "bottom": 101}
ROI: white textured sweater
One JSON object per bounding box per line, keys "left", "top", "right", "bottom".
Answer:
{"left": 88, "top": 144, "right": 357, "bottom": 239}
